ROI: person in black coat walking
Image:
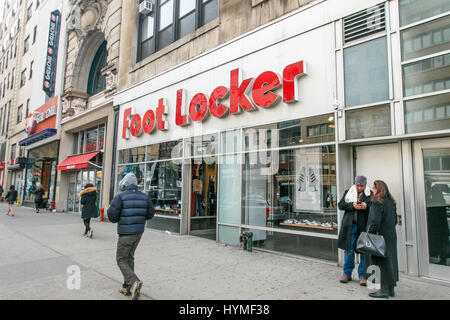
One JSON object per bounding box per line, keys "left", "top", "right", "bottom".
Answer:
{"left": 34, "top": 184, "right": 45, "bottom": 213}
{"left": 337, "top": 175, "right": 372, "bottom": 286}
{"left": 367, "top": 180, "right": 399, "bottom": 299}
{"left": 79, "top": 183, "right": 98, "bottom": 238}
{"left": 5, "top": 185, "right": 18, "bottom": 216}
{"left": 108, "top": 173, "right": 154, "bottom": 300}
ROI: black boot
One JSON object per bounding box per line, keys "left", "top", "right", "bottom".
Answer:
{"left": 389, "top": 285, "right": 395, "bottom": 297}
{"left": 369, "top": 285, "right": 389, "bottom": 299}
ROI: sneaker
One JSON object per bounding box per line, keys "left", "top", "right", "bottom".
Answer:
{"left": 119, "top": 285, "right": 131, "bottom": 296}
{"left": 130, "top": 280, "right": 143, "bottom": 300}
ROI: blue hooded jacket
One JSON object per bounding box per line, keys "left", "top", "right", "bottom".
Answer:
{"left": 107, "top": 173, "right": 154, "bottom": 235}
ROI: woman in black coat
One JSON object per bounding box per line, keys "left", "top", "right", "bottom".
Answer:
{"left": 79, "top": 183, "right": 98, "bottom": 238}
{"left": 5, "top": 185, "right": 18, "bottom": 216}
{"left": 34, "top": 184, "right": 45, "bottom": 213}
{"left": 366, "top": 180, "right": 399, "bottom": 299}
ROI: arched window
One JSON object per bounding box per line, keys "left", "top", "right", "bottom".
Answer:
{"left": 87, "top": 41, "right": 107, "bottom": 95}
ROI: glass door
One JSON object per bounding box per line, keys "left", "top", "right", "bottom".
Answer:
{"left": 189, "top": 158, "right": 217, "bottom": 240}
{"left": 414, "top": 138, "right": 450, "bottom": 281}
{"left": 67, "top": 173, "right": 77, "bottom": 212}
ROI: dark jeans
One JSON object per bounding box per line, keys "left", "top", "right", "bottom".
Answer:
{"left": 116, "top": 233, "right": 143, "bottom": 287}
{"left": 83, "top": 218, "right": 91, "bottom": 234}
{"left": 343, "top": 224, "right": 366, "bottom": 278}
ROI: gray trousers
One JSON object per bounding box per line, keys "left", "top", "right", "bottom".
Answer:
{"left": 116, "top": 233, "right": 143, "bottom": 287}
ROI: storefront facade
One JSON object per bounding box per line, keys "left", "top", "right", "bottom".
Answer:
{"left": 18, "top": 97, "right": 60, "bottom": 207}
{"left": 57, "top": 117, "right": 111, "bottom": 213}
{"left": 114, "top": 0, "right": 450, "bottom": 282}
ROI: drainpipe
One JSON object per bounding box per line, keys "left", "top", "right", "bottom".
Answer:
{"left": 109, "top": 105, "right": 120, "bottom": 202}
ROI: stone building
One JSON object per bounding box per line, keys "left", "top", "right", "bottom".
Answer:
{"left": 55, "top": 0, "right": 122, "bottom": 212}
{"left": 0, "top": 0, "right": 23, "bottom": 192}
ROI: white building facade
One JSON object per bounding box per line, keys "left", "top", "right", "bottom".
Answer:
{"left": 113, "top": 0, "right": 450, "bottom": 283}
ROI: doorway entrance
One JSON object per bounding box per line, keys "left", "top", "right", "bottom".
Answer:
{"left": 67, "top": 168, "right": 102, "bottom": 213}
{"left": 189, "top": 158, "right": 217, "bottom": 240}
{"left": 413, "top": 138, "right": 450, "bottom": 281}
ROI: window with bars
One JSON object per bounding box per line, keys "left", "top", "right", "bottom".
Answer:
{"left": 343, "top": 3, "right": 386, "bottom": 44}
{"left": 138, "top": 0, "right": 218, "bottom": 62}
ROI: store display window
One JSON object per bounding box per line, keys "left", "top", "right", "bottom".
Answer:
{"left": 242, "top": 145, "right": 337, "bottom": 236}
{"left": 145, "top": 161, "right": 182, "bottom": 217}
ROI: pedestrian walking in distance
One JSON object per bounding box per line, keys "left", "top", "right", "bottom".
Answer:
{"left": 79, "top": 183, "right": 98, "bottom": 238}
{"left": 108, "top": 173, "right": 154, "bottom": 300}
{"left": 367, "top": 180, "right": 399, "bottom": 299}
{"left": 337, "top": 175, "right": 372, "bottom": 286}
{"left": 34, "top": 184, "right": 45, "bottom": 214}
{"left": 0, "top": 185, "right": 4, "bottom": 201}
{"left": 5, "top": 185, "right": 18, "bottom": 216}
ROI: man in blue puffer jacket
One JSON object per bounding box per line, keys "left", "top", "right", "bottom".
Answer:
{"left": 108, "top": 173, "right": 154, "bottom": 300}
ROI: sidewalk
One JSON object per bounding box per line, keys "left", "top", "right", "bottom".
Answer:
{"left": 0, "top": 203, "right": 449, "bottom": 300}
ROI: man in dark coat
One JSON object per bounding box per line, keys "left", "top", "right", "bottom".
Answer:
{"left": 79, "top": 183, "right": 98, "bottom": 238}
{"left": 337, "top": 175, "right": 372, "bottom": 286}
{"left": 108, "top": 173, "right": 154, "bottom": 300}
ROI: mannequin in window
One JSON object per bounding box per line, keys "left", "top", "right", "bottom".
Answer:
{"left": 192, "top": 176, "right": 204, "bottom": 216}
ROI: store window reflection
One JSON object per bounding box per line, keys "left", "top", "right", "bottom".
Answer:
{"left": 403, "top": 53, "right": 450, "bottom": 97}
{"left": 404, "top": 92, "right": 450, "bottom": 134}
{"left": 399, "top": 0, "right": 450, "bottom": 27}
{"left": 119, "top": 147, "right": 146, "bottom": 164}
{"left": 117, "top": 164, "right": 145, "bottom": 191}
{"left": 243, "top": 114, "right": 335, "bottom": 152}
{"left": 423, "top": 148, "right": 450, "bottom": 267}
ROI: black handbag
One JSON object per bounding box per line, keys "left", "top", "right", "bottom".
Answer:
{"left": 356, "top": 232, "right": 387, "bottom": 258}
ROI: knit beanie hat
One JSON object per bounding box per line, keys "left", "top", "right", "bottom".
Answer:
{"left": 354, "top": 175, "right": 367, "bottom": 186}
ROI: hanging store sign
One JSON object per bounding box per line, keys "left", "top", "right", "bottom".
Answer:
{"left": 122, "top": 61, "right": 307, "bottom": 140}
{"left": 43, "top": 10, "right": 61, "bottom": 98}
{"left": 24, "top": 96, "right": 58, "bottom": 136}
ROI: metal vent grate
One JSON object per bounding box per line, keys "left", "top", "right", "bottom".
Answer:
{"left": 343, "top": 3, "right": 386, "bottom": 44}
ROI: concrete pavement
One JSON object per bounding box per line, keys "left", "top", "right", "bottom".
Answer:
{"left": 0, "top": 203, "right": 449, "bottom": 300}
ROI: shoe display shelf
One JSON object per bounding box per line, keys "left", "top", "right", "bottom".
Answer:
{"left": 279, "top": 222, "right": 337, "bottom": 231}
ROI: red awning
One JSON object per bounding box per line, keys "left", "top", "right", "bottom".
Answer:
{"left": 56, "top": 152, "right": 99, "bottom": 171}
